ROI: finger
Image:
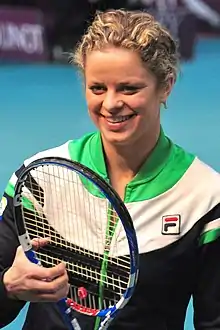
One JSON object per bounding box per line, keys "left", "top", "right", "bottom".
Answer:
{"left": 27, "top": 273, "right": 69, "bottom": 294}
{"left": 32, "top": 284, "right": 70, "bottom": 302}
{"left": 31, "top": 237, "right": 51, "bottom": 250}
{"left": 32, "top": 262, "right": 67, "bottom": 281}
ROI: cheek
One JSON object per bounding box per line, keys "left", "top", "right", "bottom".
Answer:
{"left": 127, "top": 95, "right": 151, "bottom": 111}
{"left": 86, "top": 92, "right": 102, "bottom": 112}
{"left": 134, "top": 91, "right": 160, "bottom": 111}
{"left": 87, "top": 107, "right": 100, "bottom": 128}
{"left": 86, "top": 95, "right": 102, "bottom": 125}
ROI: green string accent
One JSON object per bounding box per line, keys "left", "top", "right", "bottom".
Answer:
{"left": 94, "top": 205, "right": 118, "bottom": 330}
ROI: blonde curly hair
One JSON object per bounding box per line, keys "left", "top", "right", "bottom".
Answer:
{"left": 72, "top": 9, "right": 179, "bottom": 87}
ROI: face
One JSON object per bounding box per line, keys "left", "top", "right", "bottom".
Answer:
{"left": 84, "top": 47, "right": 171, "bottom": 147}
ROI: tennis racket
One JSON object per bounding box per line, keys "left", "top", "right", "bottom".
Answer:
{"left": 13, "top": 156, "right": 139, "bottom": 330}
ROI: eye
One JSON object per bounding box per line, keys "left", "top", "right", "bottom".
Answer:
{"left": 89, "top": 85, "right": 106, "bottom": 95}
{"left": 119, "top": 85, "right": 140, "bottom": 95}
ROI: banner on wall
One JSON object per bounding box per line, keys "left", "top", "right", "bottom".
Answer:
{"left": 0, "top": 7, "right": 49, "bottom": 62}
{"left": 203, "top": 0, "right": 220, "bottom": 13}
{"left": 137, "top": 1, "right": 196, "bottom": 60}
{"left": 136, "top": 0, "right": 220, "bottom": 60}
{"left": 197, "top": 0, "right": 220, "bottom": 34}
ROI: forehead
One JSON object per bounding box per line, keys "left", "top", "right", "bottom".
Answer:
{"left": 84, "top": 47, "right": 155, "bottom": 83}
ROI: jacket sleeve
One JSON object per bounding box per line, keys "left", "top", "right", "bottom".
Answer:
{"left": 0, "top": 189, "right": 26, "bottom": 328}
{"left": 193, "top": 203, "right": 220, "bottom": 329}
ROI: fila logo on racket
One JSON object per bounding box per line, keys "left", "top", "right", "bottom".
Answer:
{"left": 161, "top": 214, "right": 181, "bottom": 235}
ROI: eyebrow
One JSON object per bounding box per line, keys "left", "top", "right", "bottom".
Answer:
{"left": 88, "top": 81, "right": 105, "bottom": 85}
{"left": 88, "top": 81, "right": 146, "bottom": 86}
{"left": 118, "top": 81, "right": 146, "bottom": 86}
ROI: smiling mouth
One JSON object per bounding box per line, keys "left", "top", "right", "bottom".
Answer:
{"left": 101, "top": 114, "right": 136, "bottom": 123}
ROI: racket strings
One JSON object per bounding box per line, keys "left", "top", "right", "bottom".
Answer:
{"left": 37, "top": 249, "right": 129, "bottom": 292}
{"left": 23, "top": 209, "right": 130, "bottom": 268}
{"left": 20, "top": 164, "right": 131, "bottom": 310}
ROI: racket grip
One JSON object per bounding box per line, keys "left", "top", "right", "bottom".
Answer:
{"left": 57, "top": 299, "right": 81, "bottom": 330}
{"left": 25, "top": 250, "right": 76, "bottom": 329}
{"left": 25, "top": 250, "right": 40, "bottom": 265}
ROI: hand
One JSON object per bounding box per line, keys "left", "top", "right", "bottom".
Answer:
{"left": 3, "top": 238, "right": 70, "bottom": 303}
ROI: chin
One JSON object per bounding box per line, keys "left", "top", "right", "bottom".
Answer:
{"left": 101, "top": 130, "right": 136, "bottom": 147}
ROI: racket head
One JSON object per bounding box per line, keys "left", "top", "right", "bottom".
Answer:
{"left": 13, "top": 157, "right": 139, "bottom": 320}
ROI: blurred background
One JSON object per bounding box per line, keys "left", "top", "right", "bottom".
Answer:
{"left": 0, "top": 0, "right": 220, "bottom": 329}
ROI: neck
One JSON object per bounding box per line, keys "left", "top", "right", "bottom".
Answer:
{"left": 102, "top": 125, "right": 161, "bottom": 181}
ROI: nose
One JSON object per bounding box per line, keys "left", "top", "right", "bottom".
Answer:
{"left": 102, "top": 91, "right": 123, "bottom": 113}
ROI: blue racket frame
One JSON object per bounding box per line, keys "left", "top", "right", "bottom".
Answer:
{"left": 13, "top": 157, "right": 139, "bottom": 330}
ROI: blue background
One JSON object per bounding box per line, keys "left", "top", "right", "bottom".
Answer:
{"left": 0, "top": 38, "right": 219, "bottom": 329}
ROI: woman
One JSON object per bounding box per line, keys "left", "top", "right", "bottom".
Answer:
{"left": 1, "top": 9, "right": 220, "bottom": 330}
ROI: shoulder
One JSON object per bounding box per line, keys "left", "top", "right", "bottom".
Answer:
{"left": 189, "top": 158, "right": 220, "bottom": 243}
{"left": 163, "top": 138, "right": 220, "bottom": 227}
{"left": 169, "top": 137, "right": 220, "bottom": 205}
{"left": 4, "top": 132, "right": 98, "bottom": 197}
{"left": 168, "top": 138, "right": 220, "bottom": 193}
{"left": 169, "top": 155, "right": 220, "bottom": 228}
{"left": 23, "top": 141, "right": 70, "bottom": 166}
{"left": 24, "top": 131, "right": 97, "bottom": 166}
{"left": 187, "top": 157, "right": 220, "bottom": 208}
{"left": 180, "top": 156, "right": 220, "bottom": 194}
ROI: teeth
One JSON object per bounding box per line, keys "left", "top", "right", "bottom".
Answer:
{"left": 106, "top": 115, "right": 133, "bottom": 123}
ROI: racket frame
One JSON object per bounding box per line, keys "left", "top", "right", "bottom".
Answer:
{"left": 13, "top": 157, "right": 139, "bottom": 330}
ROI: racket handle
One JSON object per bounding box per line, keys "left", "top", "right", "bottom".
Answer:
{"left": 25, "top": 249, "right": 40, "bottom": 265}
{"left": 25, "top": 250, "right": 78, "bottom": 329}
{"left": 57, "top": 299, "right": 81, "bottom": 330}
{"left": 57, "top": 299, "right": 75, "bottom": 330}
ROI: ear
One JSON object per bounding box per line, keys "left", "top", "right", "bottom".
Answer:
{"left": 160, "top": 74, "right": 175, "bottom": 104}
